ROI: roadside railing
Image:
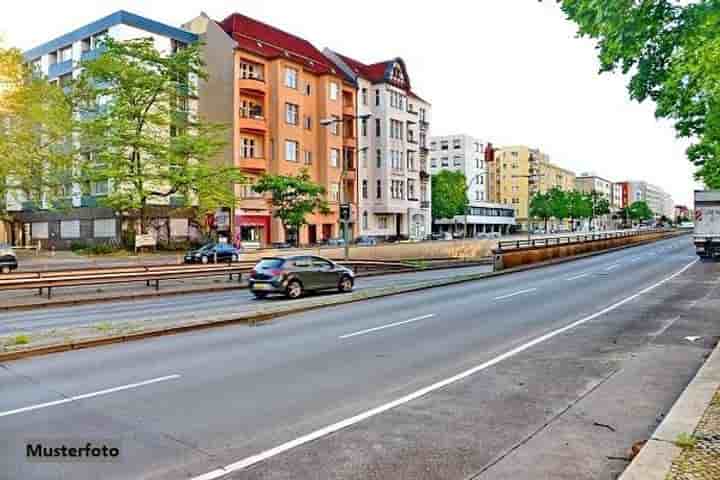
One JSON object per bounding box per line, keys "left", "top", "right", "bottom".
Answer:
{"left": 496, "top": 228, "right": 672, "bottom": 252}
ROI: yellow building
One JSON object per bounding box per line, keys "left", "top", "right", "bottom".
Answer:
{"left": 489, "top": 146, "right": 576, "bottom": 230}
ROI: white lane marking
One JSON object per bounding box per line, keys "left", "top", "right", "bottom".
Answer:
{"left": 188, "top": 258, "right": 701, "bottom": 480}
{"left": 605, "top": 263, "right": 622, "bottom": 271}
{"left": 0, "top": 375, "right": 181, "bottom": 418}
{"left": 494, "top": 288, "right": 538, "bottom": 300}
{"left": 566, "top": 273, "right": 590, "bottom": 281}
{"left": 339, "top": 314, "right": 435, "bottom": 339}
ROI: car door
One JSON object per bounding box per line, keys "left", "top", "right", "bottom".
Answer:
{"left": 290, "top": 256, "right": 314, "bottom": 288}
{"left": 310, "top": 257, "right": 340, "bottom": 289}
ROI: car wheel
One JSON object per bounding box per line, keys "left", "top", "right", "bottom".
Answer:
{"left": 286, "top": 280, "right": 303, "bottom": 299}
{"left": 201, "top": 256, "right": 209, "bottom": 264}
{"left": 0, "top": 266, "right": 10, "bottom": 274}
{"left": 253, "top": 292, "right": 269, "bottom": 299}
{"left": 232, "top": 254, "right": 239, "bottom": 262}
{"left": 338, "top": 275, "right": 353, "bottom": 293}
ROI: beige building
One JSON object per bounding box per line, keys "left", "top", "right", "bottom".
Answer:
{"left": 489, "top": 146, "right": 576, "bottom": 230}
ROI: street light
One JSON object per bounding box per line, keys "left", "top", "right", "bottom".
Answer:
{"left": 319, "top": 113, "right": 372, "bottom": 260}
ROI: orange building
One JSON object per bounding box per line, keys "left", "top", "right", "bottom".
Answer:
{"left": 186, "top": 13, "right": 357, "bottom": 246}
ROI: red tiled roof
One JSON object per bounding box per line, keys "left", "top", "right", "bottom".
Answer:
{"left": 218, "top": 13, "right": 336, "bottom": 75}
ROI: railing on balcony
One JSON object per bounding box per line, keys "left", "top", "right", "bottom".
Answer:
{"left": 240, "top": 106, "right": 264, "bottom": 119}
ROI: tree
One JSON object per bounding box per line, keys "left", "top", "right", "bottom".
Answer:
{"left": 548, "top": 0, "right": 720, "bottom": 188}
{"left": 0, "top": 41, "right": 75, "bottom": 216}
{"left": 530, "top": 191, "right": 552, "bottom": 231}
{"left": 588, "top": 190, "right": 611, "bottom": 229}
{"left": 629, "top": 200, "right": 654, "bottom": 222}
{"left": 547, "top": 187, "right": 569, "bottom": 227}
{"left": 252, "top": 170, "right": 330, "bottom": 246}
{"left": 73, "top": 37, "right": 240, "bottom": 233}
{"left": 566, "top": 190, "right": 592, "bottom": 231}
{"left": 431, "top": 170, "right": 468, "bottom": 220}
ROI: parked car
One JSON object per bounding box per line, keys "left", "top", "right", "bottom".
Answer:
{"left": 184, "top": 243, "right": 240, "bottom": 264}
{"left": 326, "top": 237, "right": 347, "bottom": 247}
{"left": 249, "top": 255, "right": 355, "bottom": 299}
{"left": 0, "top": 244, "right": 18, "bottom": 274}
{"left": 354, "top": 236, "right": 377, "bottom": 246}
{"left": 271, "top": 242, "right": 293, "bottom": 249}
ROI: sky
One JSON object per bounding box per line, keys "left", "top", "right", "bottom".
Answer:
{"left": 1, "top": 0, "right": 700, "bottom": 206}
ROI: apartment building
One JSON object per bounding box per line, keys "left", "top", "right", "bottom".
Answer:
{"left": 576, "top": 173, "right": 616, "bottom": 229}
{"left": 187, "top": 13, "right": 357, "bottom": 246}
{"left": 11, "top": 11, "right": 198, "bottom": 248}
{"left": 324, "top": 50, "right": 432, "bottom": 241}
{"left": 617, "top": 181, "right": 674, "bottom": 219}
{"left": 427, "top": 134, "right": 515, "bottom": 235}
{"left": 489, "top": 146, "right": 576, "bottom": 230}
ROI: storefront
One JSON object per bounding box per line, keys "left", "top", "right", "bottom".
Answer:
{"left": 234, "top": 214, "right": 271, "bottom": 249}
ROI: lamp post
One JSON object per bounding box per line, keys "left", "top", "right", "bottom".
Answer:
{"left": 320, "top": 113, "right": 372, "bottom": 260}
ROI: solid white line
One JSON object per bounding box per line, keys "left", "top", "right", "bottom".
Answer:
{"left": 339, "top": 314, "right": 435, "bottom": 339}
{"left": 566, "top": 273, "right": 590, "bottom": 281}
{"left": 0, "top": 374, "right": 181, "bottom": 418}
{"left": 605, "top": 263, "right": 622, "bottom": 271}
{"left": 187, "top": 258, "right": 699, "bottom": 480}
{"left": 494, "top": 288, "right": 537, "bottom": 300}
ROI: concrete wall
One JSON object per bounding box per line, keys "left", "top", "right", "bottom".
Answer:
{"left": 496, "top": 231, "right": 678, "bottom": 270}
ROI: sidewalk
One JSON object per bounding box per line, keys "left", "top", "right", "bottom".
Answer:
{"left": 620, "top": 340, "right": 720, "bottom": 480}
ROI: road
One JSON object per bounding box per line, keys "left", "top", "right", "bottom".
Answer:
{"left": 1, "top": 234, "right": 717, "bottom": 480}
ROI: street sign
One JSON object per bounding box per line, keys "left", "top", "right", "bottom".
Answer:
{"left": 340, "top": 204, "right": 351, "bottom": 222}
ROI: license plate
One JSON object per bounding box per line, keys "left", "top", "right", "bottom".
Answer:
{"left": 253, "top": 283, "right": 271, "bottom": 290}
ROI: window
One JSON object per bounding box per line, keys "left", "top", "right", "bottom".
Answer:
{"left": 407, "top": 151, "right": 415, "bottom": 171}
{"left": 362, "top": 180, "right": 368, "bottom": 199}
{"left": 330, "top": 148, "right": 340, "bottom": 167}
{"left": 376, "top": 180, "right": 382, "bottom": 199}
{"left": 305, "top": 82, "right": 311, "bottom": 96}
{"left": 453, "top": 139, "right": 462, "bottom": 149}
{"left": 441, "top": 141, "right": 449, "bottom": 150}
{"left": 408, "top": 179, "right": 416, "bottom": 200}
{"left": 285, "top": 103, "right": 299, "bottom": 125}
{"left": 378, "top": 216, "right": 388, "bottom": 229}
{"left": 375, "top": 89, "right": 381, "bottom": 106}
{"left": 304, "top": 115, "right": 312, "bottom": 130}
{"left": 93, "top": 219, "right": 116, "bottom": 238}
{"left": 453, "top": 156, "right": 462, "bottom": 167}
{"left": 284, "top": 68, "right": 298, "bottom": 89}
{"left": 330, "top": 183, "right": 339, "bottom": 201}
{"left": 361, "top": 118, "right": 368, "bottom": 137}
{"left": 329, "top": 82, "right": 339, "bottom": 100}
{"left": 361, "top": 88, "right": 368, "bottom": 105}
{"left": 60, "top": 220, "right": 80, "bottom": 239}
{"left": 376, "top": 149, "right": 382, "bottom": 168}
{"left": 431, "top": 158, "right": 437, "bottom": 168}
{"left": 304, "top": 150, "right": 312, "bottom": 165}
{"left": 59, "top": 46, "right": 72, "bottom": 63}
{"left": 390, "top": 119, "right": 403, "bottom": 140}
{"left": 330, "top": 116, "right": 340, "bottom": 135}
{"left": 362, "top": 211, "right": 368, "bottom": 229}
{"left": 285, "top": 140, "right": 299, "bottom": 162}
{"left": 441, "top": 157, "right": 449, "bottom": 167}
{"left": 476, "top": 191, "right": 480, "bottom": 201}
{"left": 242, "top": 138, "right": 256, "bottom": 158}
{"left": 361, "top": 149, "right": 368, "bottom": 168}
{"left": 91, "top": 180, "right": 109, "bottom": 196}
{"left": 375, "top": 118, "right": 381, "bottom": 137}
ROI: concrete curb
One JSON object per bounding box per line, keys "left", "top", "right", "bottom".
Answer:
{"left": 0, "top": 233, "right": 685, "bottom": 363}
{"left": 0, "top": 261, "right": 493, "bottom": 313}
{"left": 619, "top": 341, "right": 720, "bottom": 480}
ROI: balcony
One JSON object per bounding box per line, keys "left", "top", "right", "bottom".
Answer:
{"left": 48, "top": 59, "right": 73, "bottom": 79}
{"left": 420, "top": 170, "right": 430, "bottom": 182}
{"left": 343, "top": 103, "right": 354, "bottom": 116}
{"left": 238, "top": 156, "right": 267, "bottom": 172}
{"left": 238, "top": 108, "right": 267, "bottom": 133}
{"left": 238, "top": 76, "right": 267, "bottom": 96}
{"left": 421, "top": 201, "right": 430, "bottom": 209}
{"left": 343, "top": 135, "right": 356, "bottom": 148}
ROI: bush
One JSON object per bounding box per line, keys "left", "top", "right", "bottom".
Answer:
{"left": 70, "top": 241, "right": 88, "bottom": 252}
{"left": 88, "top": 243, "right": 115, "bottom": 255}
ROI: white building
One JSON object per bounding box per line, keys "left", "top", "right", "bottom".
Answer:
{"left": 622, "top": 181, "right": 675, "bottom": 219}
{"left": 428, "top": 134, "right": 488, "bottom": 202}
{"left": 325, "top": 50, "right": 432, "bottom": 241}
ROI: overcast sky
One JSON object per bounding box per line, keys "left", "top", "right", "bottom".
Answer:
{"left": 2, "top": 0, "right": 700, "bottom": 206}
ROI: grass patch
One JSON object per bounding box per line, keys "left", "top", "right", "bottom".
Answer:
{"left": 10, "top": 334, "right": 30, "bottom": 346}
{"left": 675, "top": 433, "right": 697, "bottom": 449}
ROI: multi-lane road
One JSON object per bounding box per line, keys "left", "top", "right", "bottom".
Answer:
{"left": 2, "top": 235, "right": 718, "bottom": 480}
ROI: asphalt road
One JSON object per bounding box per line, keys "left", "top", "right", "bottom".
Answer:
{"left": 1, "top": 234, "right": 716, "bottom": 480}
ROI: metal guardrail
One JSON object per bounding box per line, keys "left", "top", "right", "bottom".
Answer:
{"left": 0, "top": 260, "right": 414, "bottom": 299}
{"left": 496, "top": 228, "right": 671, "bottom": 252}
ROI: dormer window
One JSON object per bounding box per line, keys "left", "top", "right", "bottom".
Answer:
{"left": 391, "top": 64, "right": 405, "bottom": 85}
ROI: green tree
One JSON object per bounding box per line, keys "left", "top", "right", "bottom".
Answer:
{"left": 547, "top": 187, "right": 569, "bottom": 226}
{"left": 548, "top": 0, "right": 720, "bottom": 188}
{"left": 431, "top": 170, "right": 468, "bottom": 220}
{"left": 588, "top": 190, "right": 611, "bottom": 229}
{"left": 566, "top": 190, "right": 592, "bottom": 231}
{"left": 0, "top": 42, "right": 75, "bottom": 216}
{"left": 530, "top": 191, "right": 552, "bottom": 231}
{"left": 252, "top": 170, "right": 330, "bottom": 246}
{"left": 629, "top": 200, "right": 654, "bottom": 222}
{"left": 73, "top": 37, "right": 240, "bottom": 233}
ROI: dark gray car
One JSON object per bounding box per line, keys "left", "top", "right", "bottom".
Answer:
{"left": 0, "top": 244, "right": 18, "bottom": 274}
{"left": 249, "top": 255, "right": 354, "bottom": 299}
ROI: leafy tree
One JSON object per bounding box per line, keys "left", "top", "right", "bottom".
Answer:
{"left": 566, "top": 190, "right": 592, "bottom": 231}
{"left": 588, "top": 190, "right": 611, "bottom": 228}
{"left": 73, "top": 37, "right": 240, "bottom": 233}
{"left": 629, "top": 200, "right": 654, "bottom": 222}
{"left": 252, "top": 170, "right": 330, "bottom": 246}
{"left": 0, "top": 41, "right": 75, "bottom": 216}
{"left": 548, "top": 0, "right": 720, "bottom": 188}
{"left": 547, "top": 187, "right": 569, "bottom": 226}
{"left": 431, "top": 170, "right": 468, "bottom": 220}
{"left": 530, "top": 191, "right": 552, "bottom": 231}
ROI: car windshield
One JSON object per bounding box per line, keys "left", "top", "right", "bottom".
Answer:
{"left": 256, "top": 259, "right": 284, "bottom": 269}
{"left": 198, "top": 244, "right": 216, "bottom": 251}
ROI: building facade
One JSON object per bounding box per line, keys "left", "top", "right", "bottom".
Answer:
{"left": 11, "top": 11, "right": 198, "bottom": 248}
{"left": 488, "top": 146, "right": 576, "bottom": 230}
{"left": 325, "top": 50, "right": 432, "bottom": 241}
{"left": 575, "top": 173, "right": 616, "bottom": 229}
{"left": 187, "top": 13, "right": 357, "bottom": 247}
{"left": 617, "top": 181, "right": 674, "bottom": 219}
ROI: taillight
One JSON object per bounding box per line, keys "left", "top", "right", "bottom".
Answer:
{"left": 251, "top": 269, "right": 257, "bottom": 277}
{"left": 269, "top": 268, "right": 283, "bottom": 276}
